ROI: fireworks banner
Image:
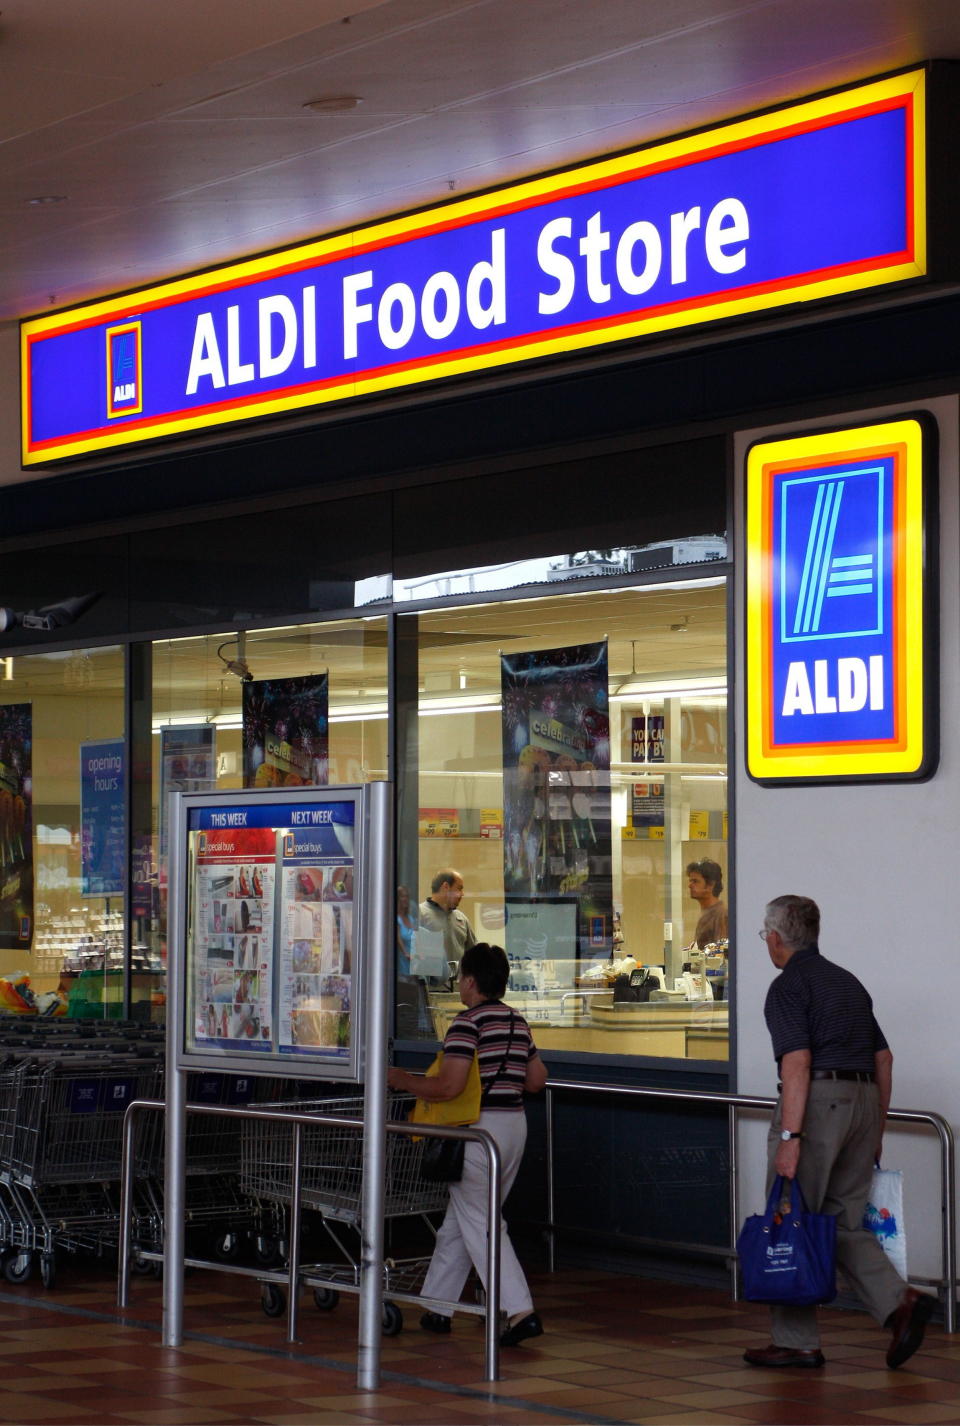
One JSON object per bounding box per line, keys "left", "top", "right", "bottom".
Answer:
{"left": 501, "top": 642, "right": 613, "bottom": 962}
{"left": 0, "top": 704, "right": 32, "bottom": 949}
{"left": 243, "top": 675, "right": 329, "bottom": 789}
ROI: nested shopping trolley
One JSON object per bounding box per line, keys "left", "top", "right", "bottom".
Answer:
{"left": 239, "top": 1093, "right": 465, "bottom": 1331}
{"left": 0, "top": 1044, "right": 163, "bottom": 1287}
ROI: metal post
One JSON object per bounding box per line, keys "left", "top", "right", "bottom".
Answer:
{"left": 358, "top": 780, "right": 392, "bottom": 1390}
{"left": 287, "top": 1121, "right": 303, "bottom": 1343}
{"left": 728, "top": 1102, "right": 739, "bottom": 1301}
{"left": 117, "top": 1101, "right": 137, "bottom": 1308}
{"left": 163, "top": 792, "right": 187, "bottom": 1347}
{"left": 545, "top": 1085, "right": 556, "bottom": 1273}
{"left": 483, "top": 1128, "right": 502, "bottom": 1382}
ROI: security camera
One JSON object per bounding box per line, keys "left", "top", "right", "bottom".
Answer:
{"left": 1, "top": 593, "right": 100, "bottom": 634}
{"left": 223, "top": 659, "right": 254, "bottom": 683}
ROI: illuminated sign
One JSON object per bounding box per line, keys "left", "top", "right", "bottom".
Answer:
{"left": 745, "top": 417, "right": 937, "bottom": 783}
{"left": 22, "top": 69, "right": 926, "bottom": 466}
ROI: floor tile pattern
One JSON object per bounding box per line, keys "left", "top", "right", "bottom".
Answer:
{"left": 0, "top": 1260, "right": 954, "bottom": 1425}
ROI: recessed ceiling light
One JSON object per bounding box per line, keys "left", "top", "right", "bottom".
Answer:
{"left": 302, "top": 95, "right": 363, "bottom": 113}
{"left": 27, "top": 195, "right": 67, "bottom": 206}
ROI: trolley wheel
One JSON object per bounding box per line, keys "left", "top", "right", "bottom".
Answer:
{"left": 130, "top": 1254, "right": 157, "bottom": 1277}
{"left": 254, "top": 1238, "right": 282, "bottom": 1267}
{"left": 40, "top": 1254, "right": 56, "bottom": 1290}
{"left": 313, "top": 1287, "right": 340, "bottom": 1311}
{"left": 213, "top": 1232, "right": 241, "bottom": 1262}
{"left": 261, "top": 1284, "right": 286, "bottom": 1318}
{"left": 3, "top": 1252, "right": 31, "bottom": 1283}
{"left": 382, "top": 1301, "right": 403, "bottom": 1336}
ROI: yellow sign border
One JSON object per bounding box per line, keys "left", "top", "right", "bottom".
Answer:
{"left": 745, "top": 417, "right": 930, "bottom": 781}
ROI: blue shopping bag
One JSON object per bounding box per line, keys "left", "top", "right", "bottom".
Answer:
{"left": 737, "top": 1175, "right": 837, "bottom": 1305}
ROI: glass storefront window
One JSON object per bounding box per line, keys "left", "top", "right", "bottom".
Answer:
{"left": 150, "top": 617, "right": 388, "bottom": 988}
{"left": 0, "top": 645, "right": 126, "bottom": 1016}
{"left": 397, "top": 578, "right": 729, "bottom": 1062}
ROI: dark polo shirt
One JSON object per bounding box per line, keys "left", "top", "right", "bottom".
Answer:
{"left": 764, "top": 943, "right": 888, "bottom": 1072}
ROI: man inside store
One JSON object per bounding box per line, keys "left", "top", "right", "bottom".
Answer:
{"left": 686, "top": 858, "right": 728, "bottom": 948}
{"left": 744, "top": 893, "right": 934, "bottom": 1371}
{"left": 420, "top": 869, "right": 477, "bottom": 980}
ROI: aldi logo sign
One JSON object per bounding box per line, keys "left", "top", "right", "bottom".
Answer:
{"left": 106, "top": 322, "right": 142, "bottom": 418}
{"left": 746, "top": 417, "right": 937, "bottom": 783}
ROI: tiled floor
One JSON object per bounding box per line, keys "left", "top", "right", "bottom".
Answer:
{"left": 0, "top": 1257, "right": 956, "bottom": 1426}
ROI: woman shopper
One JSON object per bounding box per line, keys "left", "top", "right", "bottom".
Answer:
{"left": 387, "top": 941, "right": 548, "bottom": 1346}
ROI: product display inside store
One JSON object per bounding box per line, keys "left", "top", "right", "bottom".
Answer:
{"left": 399, "top": 576, "right": 730, "bottom": 1062}
{"left": 0, "top": 578, "right": 728, "bottom": 1057}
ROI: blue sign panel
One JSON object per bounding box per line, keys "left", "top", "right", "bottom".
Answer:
{"left": 772, "top": 458, "right": 894, "bottom": 748}
{"left": 80, "top": 739, "right": 125, "bottom": 897}
{"left": 21, "top": 70, "right": 925, "bottom": 465}
{"left": 189, "top": 800, "right": 354, "bottom": 842}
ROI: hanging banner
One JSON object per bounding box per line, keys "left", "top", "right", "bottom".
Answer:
{"left": 21, "top": 68, "right": 926, "bottom": 466}
{"left": 159, "top": 725, "right": 216, "bottom": 870}
{"left": 80, "top": 739, "right": 125, "bottom": 897}
{"left": 242, "top": 674, "right": 329, "bottom": 788}
{"left": 631, "top": 714, "right": 665, "bottom": 763}
{"left": 746, "top": 416, "right": 937, "bottom": 782}
{"left": 632, "top": 781, "right": 665, "bottom": 834}
{"left": 0, "top": 704, "right": 32, "bottom": 949}
{"left": 501, "top": 642, "right": 612, "bottom": 960}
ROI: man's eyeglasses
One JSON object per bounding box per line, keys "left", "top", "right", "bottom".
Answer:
{"left": 758, "top": 928, "right": 770, "bottom": 940}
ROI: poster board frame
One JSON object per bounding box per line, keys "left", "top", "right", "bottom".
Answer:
{"left": 169, "top": 784, "right": 378, "bottom": 1082}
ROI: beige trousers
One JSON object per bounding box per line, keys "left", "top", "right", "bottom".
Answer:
{"left": 766, "top": 1079, "right": 906, "bottom": 1350}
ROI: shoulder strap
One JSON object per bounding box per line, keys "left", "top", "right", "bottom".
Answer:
{"left": 479, "top": 1010, "right": 516, "bottom": 1104}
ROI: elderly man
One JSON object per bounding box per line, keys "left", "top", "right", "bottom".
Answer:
{"left": 745, "top": 894, "right": 934, "bottom": 1371}
{"left": 419, "top": 868, "right": 477, "bottom": 966}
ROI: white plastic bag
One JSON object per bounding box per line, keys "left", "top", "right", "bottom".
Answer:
{"left": 863, "top": 1167, "right": 907, "bottom": 1279}
{"left": 408, "top": 927, "right": 449, "bottom": 979}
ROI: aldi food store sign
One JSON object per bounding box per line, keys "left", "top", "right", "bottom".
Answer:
{"left": 22, "top": 69, "right": 926, "bottom": 466}
{"left": 746, "top": 418, "right": 937, "bottom": 784}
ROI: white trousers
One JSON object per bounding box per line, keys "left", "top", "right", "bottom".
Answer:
{"left": 420, "top": 1108, "right": 533, "bottom": 1320}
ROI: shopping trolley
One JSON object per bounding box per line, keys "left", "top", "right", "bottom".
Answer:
{"left": 0, "top": 1044, "right": 162, "bottom": 1286}
{"left": 239, "top": 1093, "right": 456, "bottom": 1331}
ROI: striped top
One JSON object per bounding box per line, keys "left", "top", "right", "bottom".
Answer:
{"left": 442, "top": 1000, "right": 537, "bottom": 1111}
{"left": 764, "top": 944, "right": 889, "bottom": 1071}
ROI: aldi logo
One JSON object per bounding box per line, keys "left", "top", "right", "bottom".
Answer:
{"left": 106, "top": 321, "right": 143, "bottom": 417}
{"left": 746, "top": 417, "right": 937, "bottom": 783}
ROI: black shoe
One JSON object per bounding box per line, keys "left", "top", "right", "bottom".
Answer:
{"left": 886, "top": 1288, "right": 935, "bottom": 1368}
{"left": 420, "top": 1311, "right": 451, "bottom": 1334}
{"left": 743, "top": 1344, "right": 825, "bottom": 1368}
{"left": 500, "top": 1311, "right": 543, "bottom": 1347}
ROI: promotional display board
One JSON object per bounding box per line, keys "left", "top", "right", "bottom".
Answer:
{"left": 21, "top": 68, "right": 925, "bottom": 467}
{"left": 173, "top": 786, "right": 367, "bottom": 1079}
{"left": 745, "top": 416, "right": 937, "bottom": 783}
{"left": 0, "top": 704, "right": 32, "bottom": 948}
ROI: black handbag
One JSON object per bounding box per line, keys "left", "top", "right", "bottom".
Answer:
{"left": 419, "top": 1012, "right": 516, "bottom": 1184}
{"left": 420, "top": 1135, "right": 465, "bottom": 1182}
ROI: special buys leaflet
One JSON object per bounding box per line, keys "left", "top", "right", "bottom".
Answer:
{"left": 277, "top": 833, "right": 354, "bottom": 1056}
{"left": 193, "top": 827, "right": 275, "bottom": 1051}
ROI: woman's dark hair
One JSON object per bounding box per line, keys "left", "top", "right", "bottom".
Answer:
{"left": 460, "top": 942, "right": 509, "bottom": 999}
{"left": 686, "top": 858, "right": 723, "bottom": 895}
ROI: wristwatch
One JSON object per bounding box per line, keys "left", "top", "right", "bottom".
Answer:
{"left": 780, "top": 1129, "right": 803, "bottom": 1141}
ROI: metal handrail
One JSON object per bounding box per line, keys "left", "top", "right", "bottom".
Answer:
{"left": 117, "top": 1098, "right": 505, "bottom": 1380}
{"left": 544, "top": 1080, "right": 956, "bottom": 1333}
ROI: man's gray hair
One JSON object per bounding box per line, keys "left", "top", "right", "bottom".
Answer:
{"left": 764, "top": 894, "right": 820, "bottom": 950}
